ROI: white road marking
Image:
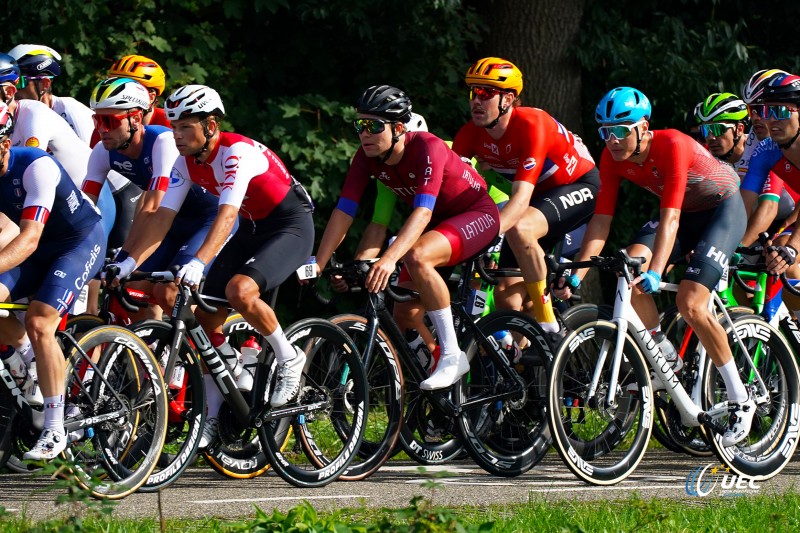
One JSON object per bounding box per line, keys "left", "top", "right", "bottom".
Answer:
{"left": 190, "top": 495, "right": 370, "bottom": 504}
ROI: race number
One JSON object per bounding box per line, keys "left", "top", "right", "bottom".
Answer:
{"left": 296, "top": 256, "right": 317, "bottom": 280}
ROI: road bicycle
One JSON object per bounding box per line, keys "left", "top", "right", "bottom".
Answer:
{"left": 324, "top": 256, "right": 554, "bottom": 478}
{"left": 546, "top": 250, "right": 800, "bottom": 485}
{"left": 118, "top": 269, "right": 368, "bottom": 488}
{"left": 0, "top": 302, "right": 169, "bottom": 498}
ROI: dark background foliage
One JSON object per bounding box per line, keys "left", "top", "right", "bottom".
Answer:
{"left": 3, "top": 0, "right": 799, "bottom": 311}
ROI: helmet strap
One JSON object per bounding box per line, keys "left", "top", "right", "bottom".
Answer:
{"left": 779, "top": 127, "right": 800, "bottom": 150}
{"left": 379, "top": 123, "right": 403, "bottom": 163}
{"left": 632, "top": 128, "right": 643, "bottom": 156}
{"left": 722, "top": 129, "right": 744, "bottom": 161}
{"left": 485, "top": 96, "right": 511, "bottom": 130}
{"left": 193, "top": 118, "right": 216, "bottom": 164}
{"left": 117, "top": 114, "right": 139, "bottom": 151}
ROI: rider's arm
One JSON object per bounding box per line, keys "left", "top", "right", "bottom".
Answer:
{"left": 741, "top": 196, "right": 779, "bottom": 246}
{"left": 499, "top": 180, "right": 535, "bottom": 234}
{"left": 193, "top": 204, "right": 239, "bottom": 266}
{"left": 381, "top": 207, "right": 432, "bottom": 264}
{"left": 648, "top": 207, "right": 681, "bottom": 276}
{"left": 81, "top": 143, "right": 112, "bottom": 204}
{"left": 354, "top": 221, "right": 388, "bottom": 260}
{"left": 569, "top": 213, "right": 613, "bottom": 280}
{"left": 0, "top": 219, "right": 43, "bottom": 273}
{"left": 315, "top": 208, "right": 355, "bottom": 270}
{"left": 122, "top": 205, "right": 179, "bottom": 266}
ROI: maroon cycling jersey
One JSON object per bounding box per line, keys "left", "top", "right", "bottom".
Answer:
{"left": 596, "top": 129, "right": 740, "bottom": 215}
{"left": 161, "top": 132, "right": 294, "bottom": 221}
{"left": 452, "top": 106, "right": 595, "bottom": 194}
{"left": 337, "top": 131, "right": 490, "bottom": 221}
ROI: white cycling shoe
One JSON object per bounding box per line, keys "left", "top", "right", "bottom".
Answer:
{"left": 270, "top": 347, "right": 307, "bottom": 407}
{"left": 721, "top": 394, "right": 757, "bottom": 447}
{"left": 420, "top": 352, "right": 469, "bottom": 390}
{"left": 23, "top": 428, "right": 67, "bottom": 461}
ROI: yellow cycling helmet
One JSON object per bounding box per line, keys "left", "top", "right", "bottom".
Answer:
{"left": 465, "top": 57, "right": 523, "bottom": 95}
{"left": 108, "top": 54, "right": 166, "bottom": 96}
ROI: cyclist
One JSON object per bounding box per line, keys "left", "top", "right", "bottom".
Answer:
{"left": 0, "top": 102, "right": 105, "bottom": 460}
{"left": 108, "top": 54, "right": 170, "bottom": 127}
{"left": 554, "top": 86, "right": 754, "bottom": 447}
{"left": 8, "top": 44, "right": 94, "bottom": 143}
{"left": 742, "top": 69, "right": 789, "bottom": 142}
{"left": 85, "top": 78, "right": 228, "bottom": 321}
{"left": 746, "top": 75, "right": 800, "bottom": 307}
{"left": 111, "top": 85, "right": 314, "bottom": 446}
{"left": 694, "top": 91, "right": 796, "bottom": 245}
{"left": 452, "top": 57, "right": 598, "bottom": 335}
{"left": 313, "top": 85, "right": 500, "bottom": 390}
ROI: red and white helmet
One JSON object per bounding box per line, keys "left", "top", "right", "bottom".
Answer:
{"left": 164, "top": 85, "right": 225, "bottom": 121}
{"left": 0, "top": 101, "right": 14, "bottom": 138}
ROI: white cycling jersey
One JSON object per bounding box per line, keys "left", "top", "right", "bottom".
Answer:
{"left": 50, "top": 95, "right": 95, "bottom": 144}
{"left": 10, "top": 99, "right": 91, "bottom": 188}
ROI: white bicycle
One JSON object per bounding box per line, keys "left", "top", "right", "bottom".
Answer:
{"left": 546, "top": 250, "right": 800, "bottom": 485}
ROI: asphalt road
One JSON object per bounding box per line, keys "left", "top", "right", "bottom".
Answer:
{"left": 1, "top": 449, "right": 797, "bottom": 522}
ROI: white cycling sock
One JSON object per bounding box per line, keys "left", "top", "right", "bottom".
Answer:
{"left": 427, "top": 307, "right": 460, "bottom": 359}
{"left": 204, "top": 374, "right": 224, "bottom": 418}
{"left": 17, "top": 338, "right": 33, "bottom": 365}
{"left": 265, "top": 325, "right": 297, "bottom": 365}
{"left": 43, "top": 394, "right": 65, "bottom": 433}
{"left": 716, "top": 359, "right": 748, "bottom": 403}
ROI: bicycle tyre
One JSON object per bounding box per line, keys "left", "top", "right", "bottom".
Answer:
{"left": 258, "top": 318, "right": 368, "bottom": 488}
{"left": 453, "top": 310, "right": 553, "bottom": 477}
{"left": 330, "top": 314, "right": 404, "bottom": 481}
{"left": 128, "top": 319, "right": 205, "bottom": 491}
{"left": 204, "top": 313, "right": 291, "bottom": 479}
{"left": 64, "top": 325, "right": 169, "bottom": 499}
{"left": 703, "top": 315, "right": 800, "bottom": 480}
{"left": 548, "top": 320, "right": 653, "bottom": 485}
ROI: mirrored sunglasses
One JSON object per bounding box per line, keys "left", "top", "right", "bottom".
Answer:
{"left": 92, "top": 110, "right": 139, "bottom": 130}
{"left": 597, "top": 120, "right": 645, "bottom": 141}
{"left": 353, "top": 118, "right": 392, "bottom": 135}
{"left": 748, "top": 104, "right": 798, "bottom": 121}
{"left": 698, "top": 123, "right": 735, "bottom": 138}
{"left": 469, "top": 86, "right": 504, "bottom": 101}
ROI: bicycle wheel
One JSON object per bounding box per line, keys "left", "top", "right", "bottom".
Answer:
{"left": 129, "top": 319, "right": 205, "bottom": 491}
{"left": 0, "top": 386, "right": 16, "bottom": 470}
{"left": 703, "top": 315, "right": 800, "bottom": 480}
{"left": 548, "top": 320, "right": 653, "bottom": 485}
{"left": 205, "top": 313, "right": 291, "bottom": 479}
{"left": 453, "top": 310, "right": 553, "bottom": 477}
{"left": 561, "top": 303, "right": 613, "bottom": 331}
{"left": 63, "top": 325, "right": 168, "bottom": 499}
{"left": 330, "top": 314, "right": 403, "bottom": 481}
{"left": 258, "top": 318, "right": 368, "bottom": 488}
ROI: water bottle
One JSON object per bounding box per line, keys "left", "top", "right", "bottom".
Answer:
{"left": 169, "top": 365, "right": 186, "bottom": 390}
{"left": 492, "top": 330, "right": 522, "bottom": 364}
{"left": 211, "top": 332, "right": 242, "bottom": 378}
{"left": 0, "top": 344, "right": 27, "bottom": 384}
{"left": 237, "top": 336, "right": 261, "bottom": 392}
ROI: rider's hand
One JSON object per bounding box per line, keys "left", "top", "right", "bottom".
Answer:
{"left": 176, "top": 257, "right": 206, "bottom": 288}
{"left": 553, "top": 274, "right": 580, "bottom": 301}
{"left": 330, "top": 273, "right": 350, "bottom": 293}
{"left": 298, "top": 262, "right": 321, "bottom": 286}
{"left": 365, "top": 256, "right": 396, "bottom": 293}
{"left": 103, "top": 256, "right": 137, "bottom": 287}
{"left": 634, "top": 269, "right": 661, "bottom": 294}
{"left": 766, "top": 245, "right": 797, "bottom": 275}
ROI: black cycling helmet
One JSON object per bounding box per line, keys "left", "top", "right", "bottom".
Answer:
{"left": 356, "top": 85, "right": 412, "bottom": 123}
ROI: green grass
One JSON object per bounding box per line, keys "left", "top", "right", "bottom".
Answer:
{"left": 2, "top": 490, "right": 799, "bottom": 532}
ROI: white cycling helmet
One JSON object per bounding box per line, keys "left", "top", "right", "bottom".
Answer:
{"left": 164, "top": 84, "right": 225, "bottom": 121}
{"left": 405, "top": 112, "right": 428, "bottom": 132}
{"left": 90, "top": 78, "right": 151, "bottom": 111}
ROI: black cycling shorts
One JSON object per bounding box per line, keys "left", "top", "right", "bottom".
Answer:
{"left": 499, "top": 168, "right": 600, "bottom": 268}
{"left": 202, "top": 181, "right": 315, "bottom": 299}
{"left": 632, "top": 192, "right": 747, "bottom": 290}
{"left": 108, "top": 181, "right": 144, "bottom": 251}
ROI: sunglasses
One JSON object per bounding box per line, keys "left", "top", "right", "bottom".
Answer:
{"left": 698, "top": 123, "right": 735, "bottom": 138}
{"left": 92, "top": 110, "right": 140, "bottom": 130}
{"left": 14, "top": 77, "right": 27, "bottom": 90}
{"left": 748, "top": 104, "right": 799, "bottom": 121}
{"left": 597, "top": 120, "right": 645, "bottom": 141}
{"left": 353, "top": 118, "right": 394, "bottom": 135}
{"left": 469, "top": 86, "right": 505, "bottom": 101}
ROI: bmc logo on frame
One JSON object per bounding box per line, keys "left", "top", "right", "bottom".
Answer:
{"left": 685, "top": 464, "right": 759, "bottom": 497}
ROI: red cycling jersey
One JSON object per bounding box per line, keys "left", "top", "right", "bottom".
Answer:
{"left": 338, "top": 131, "right": 490, "bottom": 221}
{"left": 161, "top": 132, "right": 294, "bottom": 221}
{"left": 452, "top": 107, "right": 595, "bottom": 194}
{"left": 596, "top": 130, "right": 740, "bottom": 215}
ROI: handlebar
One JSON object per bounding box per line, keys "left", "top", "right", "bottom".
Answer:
{"left": 323, "top": 257, "right": 418, "bottom": 303}
{"left": 107, "top": 265, "right": 218, "bottom": 314}
{"left": 545, "top": 249, "right": 645, "bottom": 284}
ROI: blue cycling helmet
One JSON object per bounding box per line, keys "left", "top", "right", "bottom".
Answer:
{"left": 0, "top": 53, "right": 21, "bottom": 85}
{"left": 595, "top": 87, "right": 651, "bottom": 124}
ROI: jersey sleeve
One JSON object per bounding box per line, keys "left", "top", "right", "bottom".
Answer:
{"left": 82, "top": 143, "right": 112, "bottom": 198}
{"left": 158, "top": 160, "right": 194, "bottom": 213}
{"left": 337, "top": 150, "right": 373, "bottom": 217}
{"left": 512, "top": 115, "right": 550, "bottom": 186}
{"left": 216, "top": 142, "right": 269, "bottom": 210}
{"left": 21, "top": 156, "right": 61, "bottom": 224}
{"left": 758, "top": 172, "right": 783, "bottom": 203}
{"left": 148, "top": 131, "right": 181, "bottom": 192}
{"left": 742, "top": 142, "right": 783, "bottom": 195}
{"left": 451, "top": 125, "right": 476, "bottom": 159}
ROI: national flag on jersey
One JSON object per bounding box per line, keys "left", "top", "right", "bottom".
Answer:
{"left": 150, "top": 175, "right": 171, "bottom": 192}
{"left": 21, "top": 206, "right": 50, "bottom": 224}
{"left": 55, "top": 289, "right": 75, "bottom": 316}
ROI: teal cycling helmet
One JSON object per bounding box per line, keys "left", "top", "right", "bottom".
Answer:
{"left": 595, "top": 87, "right": 651, "bottom": 125}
